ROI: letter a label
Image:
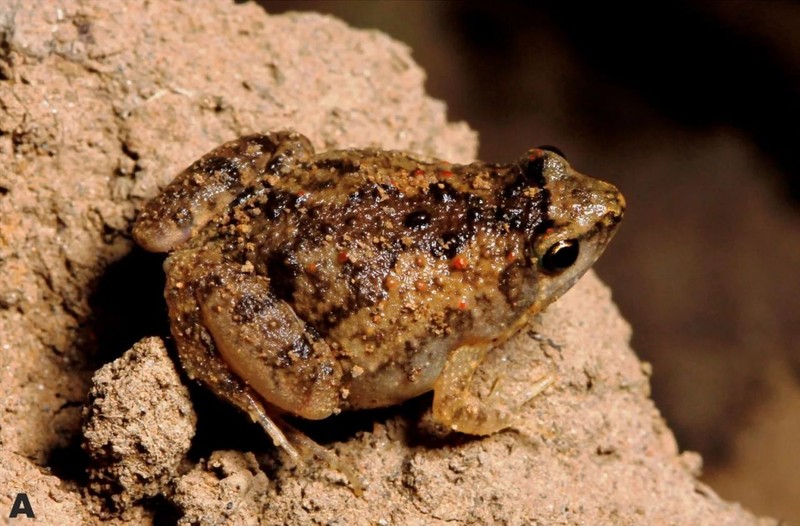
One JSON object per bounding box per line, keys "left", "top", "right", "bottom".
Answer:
{"left": 9, "top": 492, "right": 35, "bottom": 518}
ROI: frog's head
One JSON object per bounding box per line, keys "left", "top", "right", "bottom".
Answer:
{"left": 520, "top": 147, "right": 625, "bottom": 309}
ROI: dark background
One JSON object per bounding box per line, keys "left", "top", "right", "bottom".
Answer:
{"left": 266, "top": 2, "right": 800, "bottom": 521}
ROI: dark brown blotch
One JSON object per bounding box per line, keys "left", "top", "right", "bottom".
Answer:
{"left": 432, "top": 230, "right": 471, "bottom": 259}
{"left": 261, "top": 191, "right": 295, "bottom": 220}
{"left": 404, "top": 210, "right": 431, "bottom": 229}
{"left": 466, "top": 206, "right": 484, "bottom": 224}
{"left": 229, "top": 187, "right": 259, "bottom": 209}
{"left": 499, "top": 263, "right": 526, "bottom": 306}
{"left": 429, "top": 182, "right": 457, "bottom": 203}
{"left": 233, "top": 292, "right": 275, "bottom": 323}
{"left": 312, "top": 157, "right": 360, "bottom": 174}
{"left": 247, "top": 134, "right": 282, "bottom": 154}
{"left": 288, "top": 337, "right": 313, "bottom": 361}
{"left": 347, "top": 253, "right": 395, "bottom": 308}
{"left": 197, "top": 156, "right": 242, "bottom": 186}
{"left": 266, "top": 253, "right": 297, "bottom": 303}
{"left": 496, "top": 206, "right": 524, "bottom": 230}
{"left": 522, "top": 156, "right": 547, "bottom": 186}
{"left": 319, "top": 222, "right": 336, "bottom": 236}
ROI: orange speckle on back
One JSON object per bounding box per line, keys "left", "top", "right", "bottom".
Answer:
{"left": 451, "top": 255, "right": 468, "bottom": 271}
{"left": 384, "top": 275, "right": 399, "bottom": 291}
{"left": 337, "top": 251, "right": 349, "bottom": 264}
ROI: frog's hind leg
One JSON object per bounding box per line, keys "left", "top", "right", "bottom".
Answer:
{"left": 161, "top": 251, "right": 306, "bottom": 462}
{"left": 189, "top": 262, "right": 344, "bottom": 422}
{"left": 163, "top": 252, "right": 361, "bottom": 489}
{"left": 433, "top": 343, "right": 554, "bottom": 435}
{"left": 133, "top": 131, "right": 314, "bottom": 252}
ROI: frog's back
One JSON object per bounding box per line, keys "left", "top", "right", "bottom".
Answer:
{"left": 193, "top": 149, "right": 555, "bottom": 407}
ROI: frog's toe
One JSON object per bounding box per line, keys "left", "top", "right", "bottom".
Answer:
{"left": 487, "top": 368, "right": 555, "bottom": 410}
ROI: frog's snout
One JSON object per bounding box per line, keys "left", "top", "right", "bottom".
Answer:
{"left": 592, "top": 180, "right": 624, "bottom": 228}
{"left": 613, "top": 187, "right": 626, "bottom": 215}
{"left": 606, "top": 187, "right": 625, "bottom": 225}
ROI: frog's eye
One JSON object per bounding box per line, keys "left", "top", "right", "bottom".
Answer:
{"left": 537, "top": 145, "right": 566, "bottom": 159}
{"left": 542, "top": 239, "right": 579, "bottom": 273}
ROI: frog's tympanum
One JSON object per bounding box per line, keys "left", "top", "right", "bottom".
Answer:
{"left": 133, "top": 131, "right": 624, "bottom": 478}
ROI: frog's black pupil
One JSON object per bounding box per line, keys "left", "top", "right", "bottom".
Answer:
{"left": 542, "top": 239, "right": 579, "bottom": 273}
{"left": 537, "top": 145, "right": 566, "bottom": 159}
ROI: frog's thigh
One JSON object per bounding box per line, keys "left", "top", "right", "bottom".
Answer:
{"left": 433, "top": 343, "right": 553, "bottom": 435}
{"left": 197, "top": 265, "right": 343, "bottom": 421}
{"left": 161, "top": 255, "right": 302, "bottom": 460}
{"left": 133, "top": 131, "right": 314, "bottom": 252}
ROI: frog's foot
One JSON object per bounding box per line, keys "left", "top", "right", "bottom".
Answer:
{"left": 133, "top": 131, "right": 314, "bottom": 252}
{"left": 485, "top": 368, "right": 555, "bottom": 428}
{"left": 432, "top": 344, "right": 555, "bottom": 435}
{"left": 239, "top": 388, "right": 301, "bottom": 463}
{"left": 241, "top": 389, "right": 364, "bottom": 495}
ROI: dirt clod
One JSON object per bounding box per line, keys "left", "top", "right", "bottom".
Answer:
{"left": 83, "top": 337, "right": 196, "bottom": 510}
{"left": 172, "top": 451, "right": 269, "bottom": 526}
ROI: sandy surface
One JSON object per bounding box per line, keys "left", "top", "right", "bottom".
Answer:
{"left": 0, "top": 1, "right": 778, "bottom": 524}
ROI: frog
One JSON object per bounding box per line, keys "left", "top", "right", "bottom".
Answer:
{"left": 132, "top": 130, "right": 624, "bottom": 482}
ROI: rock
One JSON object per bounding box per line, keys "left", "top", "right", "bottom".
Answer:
{"left": 83, "top": 337, "right": 196, "bottom": 510}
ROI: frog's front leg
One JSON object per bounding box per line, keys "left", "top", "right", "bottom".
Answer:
{"left": 133, "top": 131, "right": 314, "bottom": 252}
{"left": 432, "top": 343, "right": 554, "bottom": 435}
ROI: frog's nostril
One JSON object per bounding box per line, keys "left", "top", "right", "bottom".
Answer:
{"left": 603, "top": 210, "right": 623, "bottom": 226}
{"left": 602, "top": 187, "right": 625, "bottom": 218}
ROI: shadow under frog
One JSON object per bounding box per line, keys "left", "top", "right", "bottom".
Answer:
{"left": 132, "top": 131, "right": 624, "bottom": 489}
